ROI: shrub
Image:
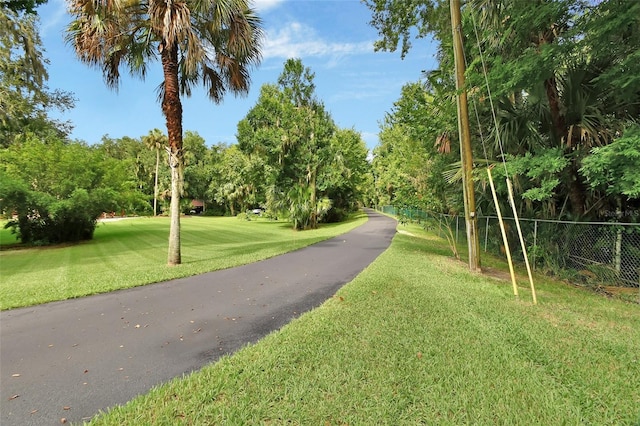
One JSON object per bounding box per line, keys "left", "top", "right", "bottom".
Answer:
{"left": 236, "top": 212, "right": 251, "bottom": 221}
{"left": 1, "top": 184, "right": 117, "bottom": 245}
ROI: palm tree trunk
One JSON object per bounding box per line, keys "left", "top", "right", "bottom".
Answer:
{"left": 543, "top": 77, "right": 587, "bottom": 217}
{"left": 168, "top": 150, "right": 182, "bottom": 264}
{"left": 539, "top": 32, "right": 587, "bottom": 217}
{"left": 161, "top": 42, "right": 183, "bottom": 266}
{"left": 566, "top": 162, "right": 586, "bottom": 217}
{"left": 544, "top": 77, "right": 565, "bottom": 143}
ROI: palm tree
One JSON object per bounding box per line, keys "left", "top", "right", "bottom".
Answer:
{"left": 66, "top": 0, "right": 263, "bottom": 265}
{"left": 142, "top": 128, "right": 167, "bottom": 216}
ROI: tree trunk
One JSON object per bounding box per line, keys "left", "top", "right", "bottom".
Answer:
{"left": 540, "top": 35, "right": 587, "bottom": 218}
{"left": 544, "top": 75, "right": 586, "bottom": 217}
{"left": 167, "top": 147, "right": 182, "bottom": 265}
{"left": 161, "top": 42, "right": 183, "bottom": 266}
{"left": 544, "top": 77, "right": 566, "bottom": 144}
{"left": 566, "top": 161, "right": 586, "bottom": 217}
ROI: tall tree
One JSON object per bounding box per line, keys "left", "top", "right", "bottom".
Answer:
{"left": 365, "top": 0, "right": 482, "bottom": 269}
{"left": 67, "top": 0, "right": 263, "bottom": 265}
{"left": 182, "top": 130, "right": 211, "bottom": 206}
{"left": 211, "top": 144, "right": 253, "bottom": 215}
{"left": 465, "top": 0, "right": 640, "bottom": 218}
{"left": 238, "top": 59, "right": 336, "bottom": 230}
{"left": 366, "top": 0, "right": 640, "bottom": 222}
{"left": 275, "top": 59, "right": 335, "bottom": 229}
{"left": 0, "top": 5, "right": 74, "bottom": 146}
{"left": 142, "top": 128, "right": 167, "bottom": 216}
{"left": 322, "top": 128, "right": 371, "bottom": 218}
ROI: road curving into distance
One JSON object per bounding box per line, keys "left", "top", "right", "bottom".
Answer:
{"left": 1, "top": 209, "right": 397, "bottom": 425}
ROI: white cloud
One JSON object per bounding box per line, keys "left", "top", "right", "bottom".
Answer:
{"left": 252, "top": 0, "right": 286, "bottom": 12}
{"left": 38, "top": 0, "right": 68, "bottom": 37}
{"left": 328, "top": 71, "right": 406, "bottom": 102}
{"left": 361, "top": 131, "right": 380, "bottom": 150}
{"left": 263, "top": 21, "right": 373, "bottom": 65}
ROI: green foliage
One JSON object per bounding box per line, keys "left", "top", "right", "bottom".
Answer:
{"left": 182, "top": 130, "right": 212, "bottom": 201}
{"left": 97, "top": 134, "right": 159, "bottom": 215}
{"left": 0, "top": 6, "right": 75, "bottom": 146}
{"left": 3, "top": 0, "right": 47, "bottom": 14}
{"left": 0, "top": 134, "right": 133, "bottom": 244}
{"left": 321, "top": 129, "right": 370, "bottom": 221}
{"left": 520, "top": 178, "right": 562, "bottom": 203}
{"left": 372, "top": 81, "right": 455, "bottom": 214}
{"left": 1, "top": 183, "right": 117, "bottom": 244}
{"left": 363, "top": 0, "right": 446, "bottom": 58}
{"left": 265, "top": 184, "right": 334, "bottom": 231}
{"left": 2, "top": 134, "right": 96, "bottom": 196}
{"left": 581, "top": 125, "right": 640, "bottom": 199}
{"left": 238, "top": 59, "right": 370, "bottom": 229}
{"left": 487, "top": 148, "right": 569, "bottom": 203}
{"left": 142, "top": 128, "right": 168, "bottom": 215}
{"left": 209, "top": 145, "right": 261, "bottom": 216}
{"left": 580, "top": 0, "right": 640, "bottom": 105}
{"left": 236, "top": 211, "right": 251, "bottom": 221}
{"left": 365, "top": 0, "right": 640, "bottom": 220}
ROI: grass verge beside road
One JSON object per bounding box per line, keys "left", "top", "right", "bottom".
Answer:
{"left": 87, "top": 222, "right": 640, "bottom": 425}
{"left": 0, "top": 214, "right": 367, "bottom": 310}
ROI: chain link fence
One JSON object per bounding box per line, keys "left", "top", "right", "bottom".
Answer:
{"left": 380, "top": 205, "right": 640, "bottom": 288}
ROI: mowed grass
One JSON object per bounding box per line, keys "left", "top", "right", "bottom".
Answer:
{"left": 0, "top": 214, "right": 367, "bottom": 310}
{"left": 86, "top": 222, "right": 640, "bottom": 425}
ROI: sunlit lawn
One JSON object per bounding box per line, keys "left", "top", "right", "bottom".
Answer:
{"left": 85, "top": 221, "right": 640, "bottom": 425}
{"left": 0, "top": 214, "right": 367, "bottom": 310}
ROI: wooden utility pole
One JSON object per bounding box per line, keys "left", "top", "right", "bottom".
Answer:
{"left": 450, "top": 0, "right": 481, "bottom": 271}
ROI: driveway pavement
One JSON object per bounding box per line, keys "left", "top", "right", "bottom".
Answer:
{"left": 1, "top": 209, "right": 396, "bottom": 425}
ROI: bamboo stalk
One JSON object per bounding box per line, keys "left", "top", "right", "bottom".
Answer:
{"left": 506, "top": 178, "right": 538, "bottom": 304}
{"left": 487, "top": 167, "right": 519, "bottom": 297}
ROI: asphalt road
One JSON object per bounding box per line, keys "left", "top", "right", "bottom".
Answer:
{"left": 0, "top": 209, "right": 397, "bottom": 425}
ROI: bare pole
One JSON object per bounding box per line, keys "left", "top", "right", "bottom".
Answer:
{"left": 450, "top": 0, "right": 481, "bottom": 271}
{"left": 488, "top": 168, "right": 519, "bottom": 298}
{"left": 507, "top": 178, "right": 537, "bottom": 304}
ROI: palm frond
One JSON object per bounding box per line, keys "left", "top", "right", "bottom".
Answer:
{"left": 67, "top": 0, "right": 263, "bottom": 99}
{"left": 443, "top": 161, "right": 463, "bottom": 184}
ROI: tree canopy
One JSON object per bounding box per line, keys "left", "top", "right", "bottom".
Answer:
{"left": 238, "top": 59, "right": 371, "bottom": 229}
{"left": 365, "top": 0, "right": 640, "bottom": 221}
{"left": 0, "top": 4, "right": 74, "bottom": 146}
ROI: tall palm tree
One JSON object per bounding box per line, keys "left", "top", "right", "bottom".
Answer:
{"left": 142, "top": 128, "right": 167, "bottom": 216}
{"left": 66, "top": 0, "right": 263, "bottom": 265}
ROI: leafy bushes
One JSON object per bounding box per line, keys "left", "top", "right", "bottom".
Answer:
{"left": 1, "top": 180, "right": 117, "bottom": 244}
{"left": 266, "top": 185, "right": 335, "bottom": 230}
{"left": 0, "top": 135, "right": 125, "bottom": 245}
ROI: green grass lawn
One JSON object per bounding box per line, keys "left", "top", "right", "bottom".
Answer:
{"left": 85, "top": 222, "right": 640, "bottom": 425}
{"left": 0, "top": 214, "right": 367, "bottom": 310}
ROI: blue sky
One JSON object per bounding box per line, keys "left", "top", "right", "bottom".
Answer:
{"left": 37, "top": 0, "right": 438, "bottom": 151}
